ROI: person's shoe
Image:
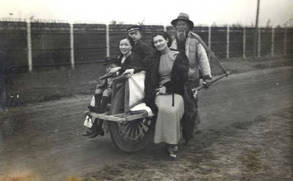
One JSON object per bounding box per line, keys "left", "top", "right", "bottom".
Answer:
{"left": 168, "top": 152, "right": 177, "bottom": 159}
{"left": 166, "top": 145, "right": 178, "bottom": 159}
{"left": 82, "top": 130, "right": 93, "bottom": 136}
{"left": 97, "top": 129, "right": 104, "bottom": 136}
{"left": 88, "top": 132, "right": 98, "bottom": 138}
{"left": 87, "top": 128, "right": 104, "bottom": 138}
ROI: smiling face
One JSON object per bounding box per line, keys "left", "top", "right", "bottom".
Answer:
{"left": 119, "top": 38, "right": 132, "bottom": 55}
{"left": 153, "top": 35, "right": 169, "bottom": 52}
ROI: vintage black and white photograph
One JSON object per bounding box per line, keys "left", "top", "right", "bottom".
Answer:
{"left": 0, "top": 0, "right": 292, "bottom": 180}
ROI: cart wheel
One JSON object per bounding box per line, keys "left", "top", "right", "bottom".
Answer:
{"left": 108, "top": 117, "right": 154, "bottom": 152}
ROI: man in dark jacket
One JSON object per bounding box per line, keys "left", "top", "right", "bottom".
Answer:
{"left": 127, "top": 25, "right": 153, "bottom": 63}
{"left": 0, "top": 50, "right": 13, "bottom": 112}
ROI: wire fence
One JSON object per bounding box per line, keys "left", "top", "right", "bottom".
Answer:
{"left": 0, "top": 19, "right": 292, "bottom": 72}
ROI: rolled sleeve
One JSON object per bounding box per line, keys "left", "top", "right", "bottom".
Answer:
{"left": 197, "top": 44, "right": 212, "bottom": 78}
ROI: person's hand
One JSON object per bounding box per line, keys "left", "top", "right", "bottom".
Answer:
{"left": 202, "top": 81, "right": 209, "bottom": 89}
{"left": 202, "top": 74, "right": 212, "bottom": 81}
{"left": 192, "top": 89, "right": 198, "bottom": 99}
{"left": 122, "top": 69, "right": 134, "bottom": 78}
{"left": 156, "top": 86, "right": 167, "bottom": 95}
{"left": 109, "top": 67, "right": 121, "bottom": 74}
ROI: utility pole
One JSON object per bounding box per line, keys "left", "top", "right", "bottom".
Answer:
{"left": 254, "top": 0, "right": 260, "bottom": 57}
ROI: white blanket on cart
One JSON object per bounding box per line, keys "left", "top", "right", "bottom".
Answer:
{"left": 128, "top": 71, "right": 153, "bottom": 117}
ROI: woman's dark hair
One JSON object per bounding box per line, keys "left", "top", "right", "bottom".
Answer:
{"left": 151, "top": 31, "right": 172, "bottom": 49}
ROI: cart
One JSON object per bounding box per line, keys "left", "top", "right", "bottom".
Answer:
{"left": 84, "top": 70, "right": 229, "bottom": 152}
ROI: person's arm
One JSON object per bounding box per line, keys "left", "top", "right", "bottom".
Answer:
{"left": 122, "top": 53, "right": 146, "bottom": 75}
{"left": 197, "top": 44, "right": 212, "bottom": 80}
{"left": 144, "top": 56, "right": 159, "bottom": 113}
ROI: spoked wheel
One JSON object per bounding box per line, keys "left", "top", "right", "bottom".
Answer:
{"left": 108, "top": 117, "right": 155, "bottom": 152}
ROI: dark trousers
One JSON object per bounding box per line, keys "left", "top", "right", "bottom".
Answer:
{"left": 181, "top": 81, "right": 200, "bottom": 141}
{"left": 110, "top": 80, "right": 126, "bottom": 114}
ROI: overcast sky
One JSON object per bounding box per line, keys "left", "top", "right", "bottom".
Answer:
{"left": 1, "top": 0, "right": 293, "bottom": 26}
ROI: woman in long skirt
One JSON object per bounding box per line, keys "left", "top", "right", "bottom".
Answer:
{"left": 145, "top": 32, "right": 189, "bottom": 158}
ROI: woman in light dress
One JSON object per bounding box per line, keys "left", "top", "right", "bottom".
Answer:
{"left": 144, "top": 32, "right": 189, "bottom": 158}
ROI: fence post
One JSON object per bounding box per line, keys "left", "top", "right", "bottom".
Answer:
{"left": 257, "top": 28, "right": 261, "bottom": 57}
{"left": 70, "top": 23, "right": 75, "bottom": 69}
{"left": 208, "top": 26, "right": 211, "bottom": 48}
{"left": 243, "top": 27, "right": 246, "bottom": 58}
{"left": 163, "top": 25, "right": 167, "bottom": 32}
{"left": 226, "top": 25, "right": 230, "bottom": 59}
{"left": 26, "top": 19, "right": 32, "bottom": 72}
{"left": 284, "top": 27, "right": 287, "bottom": 55}
{"left": 271, "top": 27, "right": 275, "bottom": 57}
{"left": 106, "top": 24, "right": 110, "bottom": 57}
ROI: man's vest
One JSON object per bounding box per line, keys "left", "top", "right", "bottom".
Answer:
{"left": 170, "top": 31, "right": 212, "bottom": 83}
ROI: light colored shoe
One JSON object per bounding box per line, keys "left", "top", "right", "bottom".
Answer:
{"left": 166, "top": 145, "right": 178, "bottom": 159}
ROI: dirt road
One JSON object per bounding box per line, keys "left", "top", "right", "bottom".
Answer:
{"left": 0, "top": 66, "right": 292, "bottom": 180}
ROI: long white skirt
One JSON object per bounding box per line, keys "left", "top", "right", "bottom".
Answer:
{"left": 154, "top": 93, "right": 184, "bottom": 145}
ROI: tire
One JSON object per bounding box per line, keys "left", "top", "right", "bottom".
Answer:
{"left": 108, "top": 117, "right": 155, "bottom": 152}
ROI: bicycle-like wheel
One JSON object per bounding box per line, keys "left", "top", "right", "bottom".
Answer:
{"left": 108, "top": 116, "right": 154, "bottom": 152}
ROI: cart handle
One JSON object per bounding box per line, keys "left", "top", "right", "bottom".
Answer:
{"left": 192, "top": 71, "right": 230, "bottom": 93}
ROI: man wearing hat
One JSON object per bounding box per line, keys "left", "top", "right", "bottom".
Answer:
{"left": 127, "top": 25, "right": 153, "bottom": 63}
{"left": 170, "top": 12, "right": 212, "bottom": 144}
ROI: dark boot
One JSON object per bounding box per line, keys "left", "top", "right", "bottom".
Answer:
{"left": 88, "top": 119, "right": 99, "bottom": 138}
{"left": 88, "top": 119, "right": 105, "bottom": 138}
{"left": 83, "top": 129, "right": 94, "bottom": 136}
{"left": 96, "top": 119, "right": 104, "bottom": 136}
{"left": 83, "top": 124, "right": 96, "bottom": 136}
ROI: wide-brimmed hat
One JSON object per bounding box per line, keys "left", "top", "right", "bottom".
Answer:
{"left": 103, "top": 56, "right": 116, "bottom": 65}
{"left": 127, "top": 25, "right": 142, "bottom": 33}
{"left": 171, "top": 12, "right": 194, "bottom": 28}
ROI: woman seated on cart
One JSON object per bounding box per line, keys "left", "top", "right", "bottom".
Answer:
{"left": 84, "top": 37, "right": 147, "bottom": 138}
{"left": 110, "top": 37, "right": 147, "bottom": 115}
{"left": 144, "top": 31, "right": 189, "bottom": 158}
